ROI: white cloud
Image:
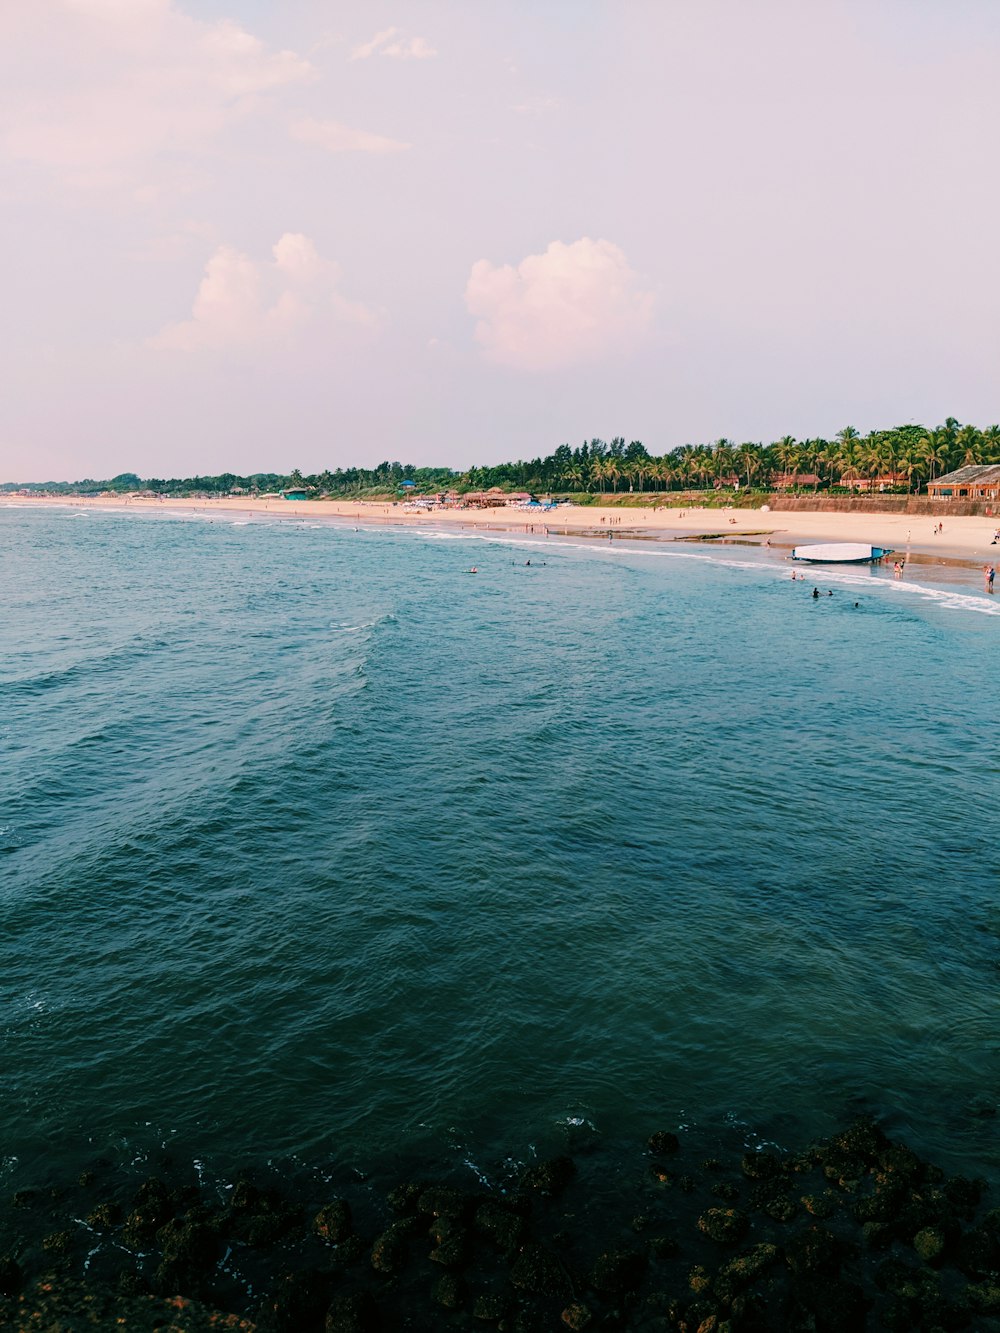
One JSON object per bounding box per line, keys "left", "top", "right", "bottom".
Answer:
{"left": 351, "top": 27, "right": 437, "bottom": 60}
{"left": 511, "top": 95, "right": 562, "bottom": 115}
{"left": 149, "top": 233, "right": 379, "bottom": 353}
{"left": 465, "top": 238, "right": 654, "bottom": 372}
{"left": 1, "top": 1, "right": 314, "bottom": 187}
{"left": 290, "top": 116, "right": 410, "bottom": 155}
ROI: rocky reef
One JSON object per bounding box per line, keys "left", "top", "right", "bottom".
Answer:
{"left": 2, "top": 1120, "right": 999, "bottom": 1330}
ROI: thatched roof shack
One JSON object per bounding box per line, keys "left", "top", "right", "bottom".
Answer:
{"left": 842, "top": 473, "right": 909, "bottom": 492}
{"left": 771, "top": 472, "right": 821, "bottom": 489}
{"left": 927, "top": 465, "right": 1000, "bottom": 500}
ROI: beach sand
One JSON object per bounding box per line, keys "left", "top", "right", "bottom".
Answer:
{"left": 10, "top": 493, "right": 999, "bottom": 565}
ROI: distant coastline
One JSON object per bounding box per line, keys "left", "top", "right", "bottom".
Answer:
{"left": 7, "top": 491, "right": 999, "bottom": 566}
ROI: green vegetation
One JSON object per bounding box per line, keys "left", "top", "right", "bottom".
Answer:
{"left": 3, "top": 418, "right": 998, "bottom": 497}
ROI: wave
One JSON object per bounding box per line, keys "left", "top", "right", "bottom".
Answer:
{"left": 329, "top": 612, "right": 397, "bottom": 634}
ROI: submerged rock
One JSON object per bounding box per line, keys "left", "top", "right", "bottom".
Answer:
{"left": 510, "top": 1243, "right": 571, "bottom": 1297}
{"left": 590, "top": 1247, "right": 647, "bottom": 1293}
{"left": 520, "top": 1155, "right": 576, "bottom": 1195}
{"left": 475, "top": 1200, "right": 524, "bottom": 1253}
{"left": 314, "top": 1199, "right": 353, "bottom": 1245}
{"left": 325, "top": 1289, "right": 380, "bottom": 1333}
{"left": 647, "top": 1131, "right": 680, "bottom": 1157}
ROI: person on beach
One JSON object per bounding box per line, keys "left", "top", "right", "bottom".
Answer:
{"left": 985, "top": 564, "right": 995, "bottom": 591}
{"left": 812, "top": 587, "right": 819, "bottom": 598}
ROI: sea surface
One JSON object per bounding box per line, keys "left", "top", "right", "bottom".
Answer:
{"left": 2, "top": 504, "right": 999, "bottom": 1199}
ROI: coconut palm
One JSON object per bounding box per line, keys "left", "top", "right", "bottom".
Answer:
{"left": 736, "top": 442, "right": 763, "bottom": 489}
{"left": 772, "top": 435, "right": 801, "bottom": 486}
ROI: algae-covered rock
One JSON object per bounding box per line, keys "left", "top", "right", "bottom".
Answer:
{"left": 912, "top": 1225, "right": 947, "bottom": 1264}
{"left": 474, "top": 1200, "right": 523, "bottom": 1253}
{"left": 314, "top": 1199, "right": 352, "bottom": 1245}
{"left": 510, "top": 1243, "right": 571, "bottom": 1297}
{"left": 696, "top": 1208, "right": 749, "bottom": 1244}
{"left": 433, "top": 1273, "right": 464, "bottom": 1309}
{"left": 428, "top": 1232, "right": 467, "bottom": 1268}
{"left": 740, "top": 1151, "right": 781, "bottom": 1181}
{"left": 830, "top": 1118, "right": 887, "bottom": 1164}
{"left": 371, "top": 1220, "right": 415, "bottom": 1274}
{"left": 472, "top": 1290, "right": 509, "bottom": 1320}
{"left": 41, "top": 1230, "right": 73, "bottom": 1255}
{"left": 688, "top": 1265, "right": 711, "bottom": 1295}
{"left": 965, "top": 1282, "right": 1000, "bottom": 1316}
{"left": 717, "top": 1242, "right": 779, "bottom": 1287}
{"left": 800, "top": 1193, "right": 835, "bottom": 1218}
{"left": 85, "top": 1200, "right": 122, "bottom": 1229}
{"left": 561, "top": 1300, "right": 593, "bottom": 1329}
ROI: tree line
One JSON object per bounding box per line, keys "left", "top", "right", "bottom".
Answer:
{"left": 3, "top": 418, "right": 998, "bottom": 497}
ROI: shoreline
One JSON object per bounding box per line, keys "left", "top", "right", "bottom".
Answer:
{"left": 6, "top": 493, "right": 1000, "bottom": 566}
{"left": 2, "top": 1117, "right": 997, "bottom": 1331}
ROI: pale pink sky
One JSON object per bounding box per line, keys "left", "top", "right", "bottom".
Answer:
{"left": 2, "top": 0, "right": 999, "bottom": 481}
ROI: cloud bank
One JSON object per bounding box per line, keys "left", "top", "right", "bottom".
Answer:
{"left": 465, "top": 238, "right": 654, "bottom": 371}
{"left": 351, "top": 27, "right": 437, "bottom": 61}
{"left": 290, "top": 116, "right": 410, "bottom": 154}
{"left": 2, "top": 0, "right": 314, "bottom": 187}
{"left": 150, "top": 233, "right": 379, "bottom": 353}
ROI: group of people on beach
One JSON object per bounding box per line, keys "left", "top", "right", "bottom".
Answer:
{"left": 984, "top": 564, "right": 996, "bottom": 592}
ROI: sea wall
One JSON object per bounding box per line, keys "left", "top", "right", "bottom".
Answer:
{"left": 762, "top": 495, "right": 994, "bottom": 517}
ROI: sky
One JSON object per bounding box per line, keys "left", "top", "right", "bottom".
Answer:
{"left": 2, "top": 0, "right": 1000, "bottom": 481}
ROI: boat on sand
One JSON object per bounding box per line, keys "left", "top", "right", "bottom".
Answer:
{"left": 791, "top": 542, "right": 892, "bottom": 564}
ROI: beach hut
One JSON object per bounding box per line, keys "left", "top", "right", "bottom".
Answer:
{"left": 770, "top": 472, "right": 821, "bottom": 490}
{"left": 842, "top": 473, "right": 909, "bottom": 492}
{"left": 927, "top": 465, "right": 1000, "bottom": 500}
{"left": 281, "top": 489, "right": 308, "bottom": 500}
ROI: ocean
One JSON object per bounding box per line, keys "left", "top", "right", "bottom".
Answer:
{"left": 2, "top": 503, "right": 999, "bottom": 1203}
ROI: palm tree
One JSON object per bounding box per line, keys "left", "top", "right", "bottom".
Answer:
{"left": 956, "top": 423, "right": 982, "bottom": 466}
{"left": 982, "top": 425, "right": 1000, "bottom": 461}
{"left": 896, "top": 451, "right": 922, "bottom": 494}
{"left": 713, "top": 439, "right": 736, "bottom": 488}
{"left": 917, "top": 434, "right": 949, "bottom": 482}
{"left": 773, "top": 435, "right": 801, "bottom": 486}
{"left": 736, "top": 442, "right": 762, "bottom": 490}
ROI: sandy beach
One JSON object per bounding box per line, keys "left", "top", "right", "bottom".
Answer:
{"left": 9, "top": 493, "right": 999, "bottom": 565}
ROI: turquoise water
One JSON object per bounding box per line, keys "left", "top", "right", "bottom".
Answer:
{"left": 2, "top": 505, "right": 999, "bottom": 1193}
